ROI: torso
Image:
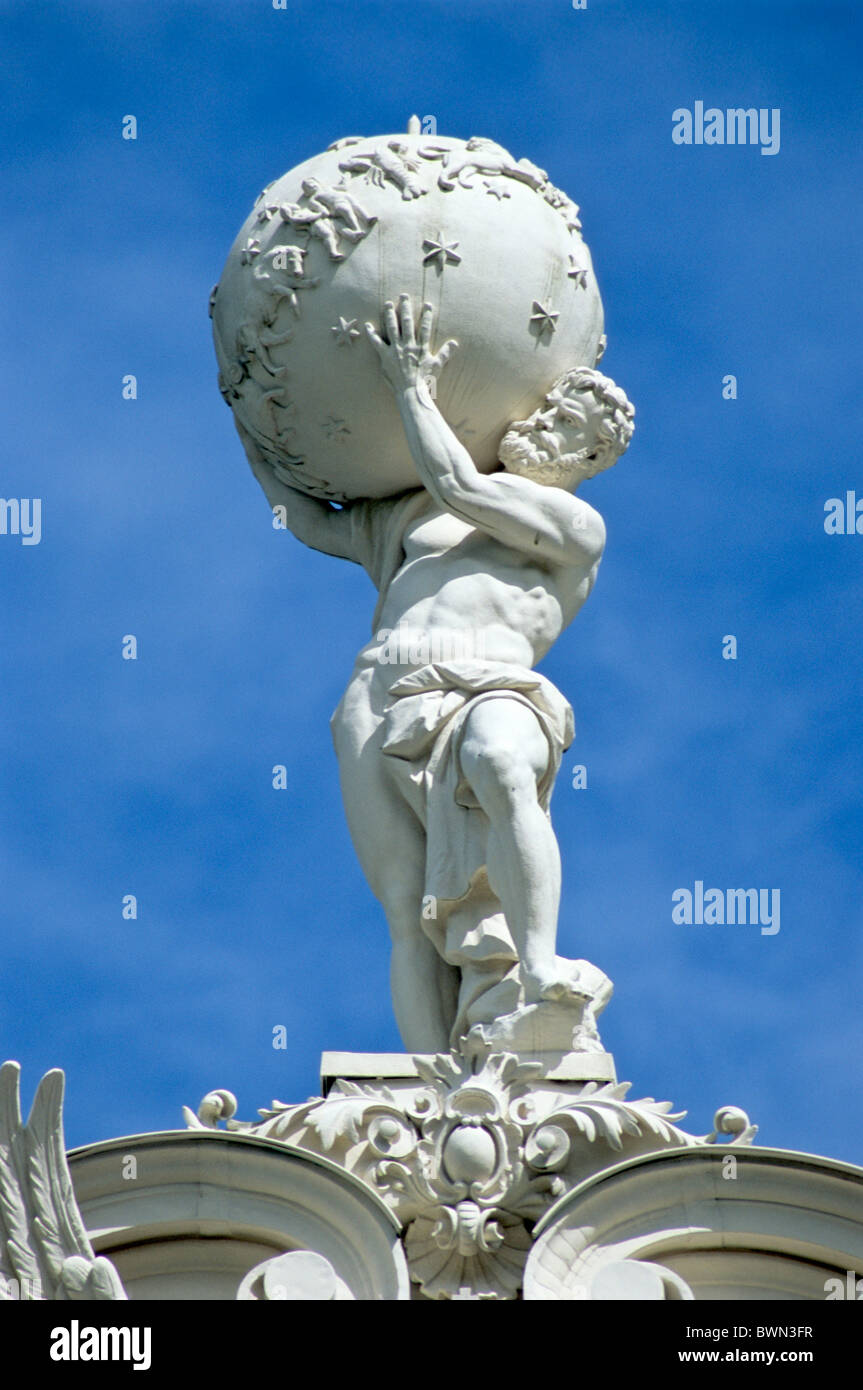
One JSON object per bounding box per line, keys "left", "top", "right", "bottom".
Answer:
{"left": 352, "top": 497, "right": 600, "bottom": 690}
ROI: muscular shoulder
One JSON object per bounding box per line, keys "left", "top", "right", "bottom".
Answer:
{"left": 480, "top": 472, "right": 606, "bottom": 562}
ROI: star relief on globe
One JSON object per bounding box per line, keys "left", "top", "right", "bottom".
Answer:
{"left": 211, "top": 122, "right": 607, "bottom": 502}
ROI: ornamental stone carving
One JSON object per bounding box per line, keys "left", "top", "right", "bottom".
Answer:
{"left": 186, "top": 1042, "right": 755, "bottom": 1301}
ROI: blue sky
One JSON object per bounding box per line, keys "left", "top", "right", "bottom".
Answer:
{"left": 1, "top": 0, "right": 860, "bottom": 1163}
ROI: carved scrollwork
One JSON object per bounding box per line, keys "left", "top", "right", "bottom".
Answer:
{"left": 405, "top": 1204, "right": 531, "bottom": 1301}
{"left": 703, "top": 1105, "right": 758, "bottom": 1145}
{"left": 185, "top": 1049, "right": 756, "bottom": 1301}
{"left": 525, "top": 1082, "right": 695, "bottom": 1174}
{"left": 181, "top": 1088, "right": 238, "bottom": 1130}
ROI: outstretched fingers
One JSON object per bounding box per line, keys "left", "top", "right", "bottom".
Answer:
{"left": 434, "top": 338, "right": 459, "bottom": 369}
{"left": 364, "top": 321, "right": 386, "bottom": 356}
{"left": 367, "top": 298, "right": 456, "bottom": 385}
{"left": 373, "top": 296, "right": 434, "bottom": 348}
{"left": 418, "top": 301, "right": 434, "bottom": 351}
{"left": 397, "top": 293, "right": 415, "bottom": 346}
{"left": 383, "top": 298, "right": 400, "bottom": 345}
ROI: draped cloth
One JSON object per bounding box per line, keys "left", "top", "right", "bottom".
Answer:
{"left": 381, "top": 659, "right": 574, "bottom": 903}
{"left": 380, "top": 659, "right": 575, "bottom": 1039}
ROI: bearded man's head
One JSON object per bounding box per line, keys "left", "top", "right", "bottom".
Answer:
{"left": 498, "top": 367, "right": 635, "bottom": 490}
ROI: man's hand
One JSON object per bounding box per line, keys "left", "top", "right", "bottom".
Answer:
{"left": 234, "top": 417, "right": 359, "bottom": 563}
{"left": 365, "top": 295, "right": 458, "bottom": 399}
{"left": 363, "top": 309, "right": 606, "bottom": 572}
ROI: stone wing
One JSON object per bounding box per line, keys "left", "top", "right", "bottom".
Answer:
{"left": 0, "top": 1061, "right": 126, "bottom": 1300}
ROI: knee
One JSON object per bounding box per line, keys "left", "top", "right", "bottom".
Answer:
{"left": 460, "top": 733, "right": 542, "bottom": 815}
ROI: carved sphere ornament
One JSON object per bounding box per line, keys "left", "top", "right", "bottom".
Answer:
{"left": 212, "top": 128, "right": 604, "bottom": 500}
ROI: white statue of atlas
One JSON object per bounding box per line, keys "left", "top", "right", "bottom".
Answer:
{"left": 213, "top": 125, "right": 634, "bottom": 1056}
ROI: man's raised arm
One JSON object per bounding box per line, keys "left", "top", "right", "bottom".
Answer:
{"left": 366, "top": 297, "right": 605, "bottom": 570}
{"left": 235, "top": 419, "right": 359, "bottom": 563}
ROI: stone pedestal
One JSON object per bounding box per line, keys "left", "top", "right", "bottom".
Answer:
{"left": 172, "top": 1040, "right": 789, "bottom": 1300}
{"left": 320, "top": 1048, "right": 617, "bottom": 1092}
{"left": 4, "top": 1055, "right": 862, "bottom": 1302}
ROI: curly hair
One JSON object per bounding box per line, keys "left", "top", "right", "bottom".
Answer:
{"left": 498, "top": 366, "right": 635, "bottom": 488}
{"left": 549, "top": 367, "right": 635, "bottom": 467}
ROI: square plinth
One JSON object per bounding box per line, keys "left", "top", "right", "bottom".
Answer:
{"left": 320, "top": 1050, "right": 617, "bottom": 1094}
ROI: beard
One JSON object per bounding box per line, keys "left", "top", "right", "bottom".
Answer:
{"left": 497, "top": 428, "right": 594, "bottom": 490}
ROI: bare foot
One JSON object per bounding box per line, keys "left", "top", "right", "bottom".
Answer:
{"left": 523, "top": 967, "right": 589, "bottom": 1007}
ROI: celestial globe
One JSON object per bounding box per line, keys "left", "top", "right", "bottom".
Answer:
{"left": 212, "top": 123, "right": 605, "bottom": 501}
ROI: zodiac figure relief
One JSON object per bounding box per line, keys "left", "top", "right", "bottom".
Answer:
{"left": 249, "top": 243, "right": 320, "bottom": 319}
{"left": 419, "top": 136, "right": 548, "bottom": 192}
{"left": 237, "top": 320, "right": 295, "bottom": 376}
{"left": 227, "top": 373, "right": 298, "bottom": 450}
{"left": 215, "top": 226, "right": 330, "bottom": 464}
{"left": 339, "top": 141, "right": 429, "bottom": 200}
{"left": 271, "top": 453, "right": 350, "bottom": 503}
{"left": 542, "top": 182, "right": 583, "bottom": 234}
{"left": 326, "top": 135, "right": 366, "bottom": 151}
{"left": 279, "top": 177, "right": 378, "bottom": 260}
{"left": 213, "top": 305, "right": 299, "bottom": 451}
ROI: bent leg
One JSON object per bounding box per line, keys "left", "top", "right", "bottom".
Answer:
{"left": 459, "top": 698, "right": 573, "bottom": 1004}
